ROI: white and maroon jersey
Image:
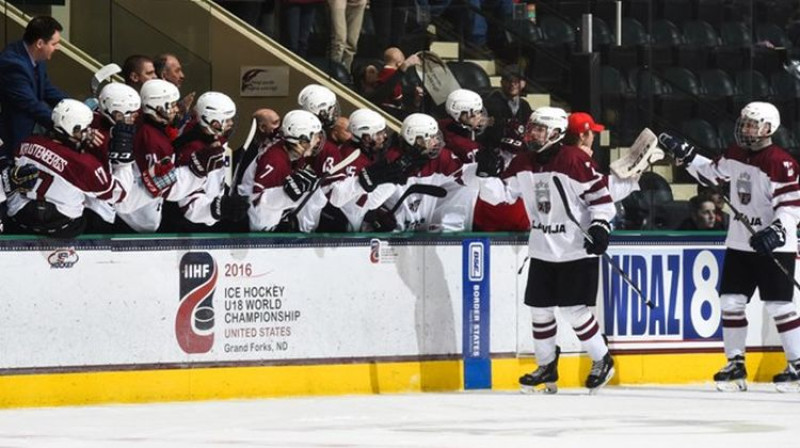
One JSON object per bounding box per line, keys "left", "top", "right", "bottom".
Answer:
{"left": 245, "top": 141, "right": 327, "bottom": 232}
{"left": 479, "top": 144, "right": 616, "bottom": 262}
{"left": 327, "top": 142, "right": 398, "bottom": 231}
{"left": 439, "top": 118, "right": 481, "bottom": 163}
{"left": 687, "top": 143, "right": 800, "bottom": 253}
{"left": 115, "top": 120, "right": 205, "bottom": 233}
{"left": 382, "top": 146, "right": 466, "bottom": 232}
{"left": 607, "top": 174, "right": 640, "bottom": 202}
{"left": 174, "top": 132, "right": 226, "bottom": 226}
{"left": 82, "top": 113, "right": 118, "bottom": 223}
{"left": 8, "top": 135, "right": 132, "bottom": 219}
{"left": 471, "top": 147, "right": 532, "bottom": 232}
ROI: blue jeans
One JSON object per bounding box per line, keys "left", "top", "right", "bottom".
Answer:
{"left": 468, "top": 0, "right": 513, "bottom": 45}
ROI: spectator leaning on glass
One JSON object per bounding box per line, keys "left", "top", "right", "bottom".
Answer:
{"left": 0, "top": 15, "right": 68, "bottom": 160}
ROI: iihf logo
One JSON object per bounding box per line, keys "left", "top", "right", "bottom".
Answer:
{"left": 176, "top": 252, "right": 217, "bottom": 354}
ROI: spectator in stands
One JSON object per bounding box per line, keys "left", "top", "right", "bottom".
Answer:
{"left": 330, "top": 116, "right": 352, "bottom": 145}
{"left": 121, "top": 54, "right": 157, "bottom": 92}
{"left": 0, "top": 16, "right": 67, "bottom": 159}
{"left": 483, "top": 64, "right": 531, "bottom": 149}
{"left": 282, "top": 0, "right": 322, "bottom": 58}
{"left": 698, "top": 184, "right": 730, "bottom": 229}
{"left": 464, "top": 0, "right": 513, "bottom": 56}
{"left": 329, "top": 0, "right": 367, "bottom": 71}
{"left": 371, "top": 48, "right": 422, "bottom": 119}
{"left": 678, "top": 194, "right": 725, "bottom": 230}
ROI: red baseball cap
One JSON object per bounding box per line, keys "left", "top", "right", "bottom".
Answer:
{"left": 567, "top": 112, "right": 605, "bottom": 134}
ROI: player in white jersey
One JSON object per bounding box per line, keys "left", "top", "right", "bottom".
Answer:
{"left": 7, "top": 99, "right": 133, "bottom": 237}
{"left": 114, "top": 79, "right": 208, "bottom": 233}
{"left": 478, "top": 107, "right": 617, "bottom": 393}
{"left": 660, "top": 101, "right": 800, "bottom": 392}
{"left": 169, "top": 91, "right": 248, "bottom": 231}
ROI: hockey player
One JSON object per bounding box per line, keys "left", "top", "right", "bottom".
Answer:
{"left": 6, "top": 99, "right": 133, "bottom": 237}
{"left": 233, "top": 108, "right": 281, "bottom": 195}
{"left": 246, "top": 110, "right": 328, "bottom": 232}
{"left": 114, "top": 79, "right": 211, "bottom": 233}
{"left": 297, "top": 84, "right": 344, "bottom": 174}
{"left": 660, "top": 101, "right": 800, "bottom": 392}
{"left": 382, "top": 113, "right": 465, "bottom": 232}
{"left": 327, "top": 108, "right": 410, "bottom": 231}
{"left": 83, "top": 82, "right": 140, "bottom": 231}
{"left": 169, "top": 91, "right": 249, "bottom": 231}
{"left": 440, "top": 89, "right": 485, "bottom": 163}
{"left": 478, "top": 107, "right": 617, "bottom": 393}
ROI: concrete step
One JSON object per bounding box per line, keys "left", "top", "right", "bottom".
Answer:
{"left": 490, "top": 76, "right": 502, "bottom": 88}
{"left": 525, "top": 93, "right": 550, "bottom": 109}
{"left": 429, "top": 41, "right": 459, "bottom": 59}
{"left": 671, "top": 183, "right": 697, "bottom": 201}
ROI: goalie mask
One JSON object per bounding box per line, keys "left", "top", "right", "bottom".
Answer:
{"left": 281, "top": 110, "right": 324, "bottom": 158}
{"left": 98, "top": 82, "right": 141, "bottom": 125}
{"left": 298, "top": 84, "right": 340, "bottom": 128}
{"left": 195, "top": 91, "right": 237, "bottom": 138}
{"left": 401, "top": 113, "right": 444, "bottom": 159}
{"left": 735, "top": 101, "right": 780, "bottom": 150}
{"left": 52, "top": 99, "right": 94, "bottom": 149}
{"left": 140, "top": 79, "right": 180, "bottom": 126}
{"left": 526, "top": 107, "right": 568, "bottom": 152}
{"left": 445, "top": 89, "right": 487, "bottom": 133}
{"left": 348, "top": 109, "right": 388, "bottom": 155}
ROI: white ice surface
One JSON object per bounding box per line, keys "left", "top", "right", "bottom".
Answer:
{"left": 0, "top": 384, "right": 799, "bottom": 448}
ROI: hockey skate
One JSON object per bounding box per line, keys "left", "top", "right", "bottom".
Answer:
{"left": 713, "top": 355, "right": 747, "bottom": 392}
{"left": 520, "top": 346, "right": 560, "bottom": 394}
{"left": 773, "top": 360, "right": 800, "bottom": 393}
{"left": 586, "top": 353, "right": 615, "bottom": 394}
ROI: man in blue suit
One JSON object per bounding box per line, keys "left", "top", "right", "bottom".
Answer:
{"left": 0, "top": 16, "right": 68, "bottom": 160}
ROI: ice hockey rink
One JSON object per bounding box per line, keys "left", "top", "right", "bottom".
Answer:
{"left": 0, "top": 384, "right": 798, "bottom": 448}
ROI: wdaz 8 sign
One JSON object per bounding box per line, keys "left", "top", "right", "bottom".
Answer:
{"left": 601, "top": 248, "right": 725, "bottom": 344}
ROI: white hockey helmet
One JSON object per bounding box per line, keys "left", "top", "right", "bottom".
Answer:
{"left": 401, "top": 113, "right": 443, "bottom": 158}
{"left": 97, "top": 82, "right": 141, "bottom": 124}
{"left": 297, "top": 84, "right": 340, "bottom": 127}
{"left": 445, "top": 89, "right": 484, "bottom": 123}
{"left": 348, "top": 108, "right": 387, "bottom": 152}
{"left": 140, "top": 79, "right": 180, "bottom": 123}
{"left": 735, "top": 101, "right": 780, "bottom": 150}
{"left": 195, "top": 91, "right": 237, "bottom": 137}
{"left": 281, "top": 109, "right": 324, "bottom": 156}
{"left": 52, "top": 99, "right": 94, "bottom": 146}
{"left": 526, "top": 106, "right": 568, "bottom": 152}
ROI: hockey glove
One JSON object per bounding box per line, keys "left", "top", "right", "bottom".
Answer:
{"left": 475, "top": 149, "right": 503, "bottom": 178}
{"left": 211, "top": 193, "right": 250, "bottom": 222}
{"left": 143, "top": 157, "right": 178, "bottom": 197}
{"left": 657, "top": 132, "right": 697, "bottom": 166}
{"left": 283, "top": 167, "right": 318, "bottom": 201}
{"left": 1, "top": 163, "right": 39, "bottom": 194}
{"left": 358, "top": 161, "right": 403, "bottom": 193}
{"left": 750, "top": 219, "right": 786, "bottom": 255}
{"left": 317, "top": 203, "right": 350, "bottom": 233}
{"left": 584, "top": 219, "right": 611, "bottom": 255}
{"left": 362, "top": 206, "right": 397, "bottom": 232}
{"left": 108, "top": 122, "right": 136, "bottom": 164}
{"left": 189, "top": 145, "right": 225, "bottom": 178}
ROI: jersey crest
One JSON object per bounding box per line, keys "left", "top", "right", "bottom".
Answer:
{"left": 535, "top": 179, "right": 551, "bottom": 214}
{"left": 736, "top": 172, "right": 752, "bottom": 205}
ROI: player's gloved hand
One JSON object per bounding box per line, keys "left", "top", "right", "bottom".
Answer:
{"left": 475, "top": 149, "right": 503, "bottom": 178}
{"left": 189, "top": 145, "right": 225, "bottom": 177}
{"left": 358, "top": 160, "right": 404, "bottom": 192}
{"left": 1, "top": 163, "right": 39, "bottom": 194}
{"left": 362, "top": 206, "right": 397, "bottom": 232}
{"left": 143, "top": 157, "right": 178, "bottom": 197}
{"left": 273, "top": 211, "right": 300, "bottom": 232}
{"left": 283, "top": 167, "right": 318, "bottom": 201}
{"left": 108, "top": 122, "right": 136, "bottom": 164}
{"left": 212, "top": 193, "right": 249, "bottom": 222}
{"left": 750, "top": 219, "right": 786, "bottom": 255}
{"left": 658, "top": 132, "right": 696, "bottom": 166}
{"left": 584, "top": 219, "right": 611, "bottom": 255}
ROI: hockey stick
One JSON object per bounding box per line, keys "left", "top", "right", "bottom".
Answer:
{"left": 552, "top": 175, "right": 653, "bottom": 308}
{"left": 696, "top": 174, "right": 800, "bottom": 293}
{"left": 242, "top": 117, "right": 258, "bottom": 153}
{"left": 90, "top": 63, "right": 122, "bottom": 97}
{"left": 389, "top": 184, "right": 447, "bottom": 214}
{"left": 290, "top": 149, "right": 361, "bottom": 218}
